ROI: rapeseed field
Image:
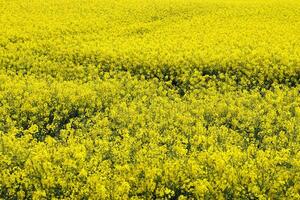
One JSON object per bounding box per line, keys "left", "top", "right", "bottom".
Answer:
{"left": 0, "top": 0, "right": 300, "bottom": 199}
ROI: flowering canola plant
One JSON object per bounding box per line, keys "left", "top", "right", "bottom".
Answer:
{"left": 0, "top": 0, "right": 300, "bottom": 199}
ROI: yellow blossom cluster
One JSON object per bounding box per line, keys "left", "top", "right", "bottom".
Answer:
{"left": 0, "top": 0, "right": 300, "bottom": 199}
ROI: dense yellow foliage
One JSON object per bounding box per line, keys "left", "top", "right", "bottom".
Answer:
{"left": 0, "top": 0, "right": 300, "bottom": 199}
